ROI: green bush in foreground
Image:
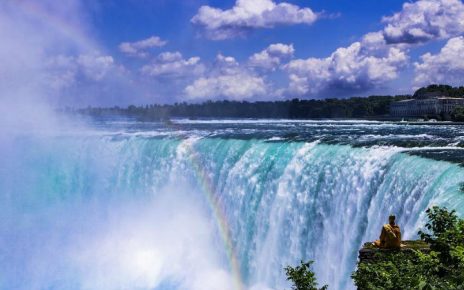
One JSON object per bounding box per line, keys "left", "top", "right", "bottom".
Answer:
{"left": 352, "top": 206, "right": 464, "bottom": 290}
{"left": 285, "top": 260, "right": 328, "bottom": 290}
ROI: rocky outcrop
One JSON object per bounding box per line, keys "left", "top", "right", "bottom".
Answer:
{"left": 358, "top": 240, "right": 430, "bottom": 264}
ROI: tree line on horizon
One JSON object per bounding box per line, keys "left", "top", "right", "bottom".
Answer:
{"left": 76, "top": 95, "right": 407, "bottom": 120}
{"left": 74, "top": 84, "right": 464, "bottom": 120}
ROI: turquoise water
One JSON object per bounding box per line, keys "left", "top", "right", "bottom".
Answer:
{"left": 1, "top": 119, "right": 464, "bottom": 290}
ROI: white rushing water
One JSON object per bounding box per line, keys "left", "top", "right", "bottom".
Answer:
{"left": 1, "top": 125, "right": 464, "bottom": 290}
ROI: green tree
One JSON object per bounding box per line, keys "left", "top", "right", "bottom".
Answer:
{"left": 285, "top": 260, "right": 328, "bottom": 290}
{"left": 451, "top": 107, "right": 464, "bottom": 122}
{"left": 418, "top": 207, "right": 464, "bottom": 285}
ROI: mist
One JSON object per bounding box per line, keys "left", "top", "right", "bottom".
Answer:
{"left": 0, "top": 2, "right": 226, "bottom": 290}
{"left": 0, "top": 182, "right": 236, "bottom": 290}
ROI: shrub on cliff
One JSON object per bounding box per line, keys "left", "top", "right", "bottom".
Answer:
{"left": 285, "top": 260, "right": 328, "bottom": 290}
{"left": 418, "top": 207, "right": 464, "bottom": 286}
{"left": 352, "top": 206, "right": 464, "bottom": 289}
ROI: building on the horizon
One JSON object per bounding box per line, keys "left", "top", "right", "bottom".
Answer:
{"left": 390, "top": 93, "right": 464, "bottom": 118}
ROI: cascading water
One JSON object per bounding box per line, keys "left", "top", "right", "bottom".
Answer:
{"left": 2, "top": 119, "right": 464, "bottom": 290}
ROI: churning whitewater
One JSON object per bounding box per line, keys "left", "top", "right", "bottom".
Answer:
{"left": 1, "top": 119, "right": 464, "bottom": 290}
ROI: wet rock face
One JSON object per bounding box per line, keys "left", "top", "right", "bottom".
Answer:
{"left": 358, "top": 240, "right": 430, "bottom": 264}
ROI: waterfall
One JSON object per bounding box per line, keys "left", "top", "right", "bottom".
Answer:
{"left": 1, "top": 133, "right": 464, "bottom": 290}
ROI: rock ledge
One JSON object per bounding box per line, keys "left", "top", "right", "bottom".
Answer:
{"left": 358, "top": 240, "right": 430, "bottom": 263}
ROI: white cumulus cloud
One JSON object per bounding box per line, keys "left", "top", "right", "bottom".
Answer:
{"left": 249, "top": 43, "right": 295, "bottom": 70}
{"left": 191, "top": 0, "right": 318, "bottom": 40}
{"left": 364, "top": 0, "right": 464, "bottom": 47}
{"left": 45, "top": 53, "right": 116, "bottom": 90}
{"left": 184, "top": 54, "right": 267, "bottom": 100}
{"left": 279, "top": 0, "right": 464, "bottom": 96}
{"left": 284, "top": 42, "right": 408, "bottom": 96}
{"left": 119, "top": 36, "right": 167, "bottom": 57}
{"left": 185, "top": 74, "right": 267, "bottom": 101}
{"left": 140, "top": 51, "right": 205, "bottom": 78}
{"left": 414, "top": 36, "right": 464, "bottom": 86}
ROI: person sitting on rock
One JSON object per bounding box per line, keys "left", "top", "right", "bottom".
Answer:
{"left": 373, "top": 215, "right": 402, "bottom": 249}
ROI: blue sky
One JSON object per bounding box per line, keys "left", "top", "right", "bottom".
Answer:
{"left": 1, "top": 0, "right": 464, "bottom": 106}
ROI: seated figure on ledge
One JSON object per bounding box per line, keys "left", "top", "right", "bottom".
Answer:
{"left": 373, "top": 215, "right": 402, "bottom": 249}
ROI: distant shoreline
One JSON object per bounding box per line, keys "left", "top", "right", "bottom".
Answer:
{"left": 66, "top": 86, "right": 464, "bottom": 123}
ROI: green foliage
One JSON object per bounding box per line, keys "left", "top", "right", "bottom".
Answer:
{"left": 419, "top": 207, "right": 460, "bottom": 263}
{"left": 285, "top": 261, "right": 328, "bottom": 290}
{"left": 74, "top": 84, "right": 464, "bottom": 120}
{"left": 418, "top": 207, "right": 464, "bottom": 284}
{"left": 77, "top": 94, "right": 410, "bottom": 119}
{"left": 352, "top": 206, "right": 464, "bottom": 290}
{"left": 414, "top": 84, "right": 464, "bottom": 98}
{"left": 451, "top": 107, "right": 464, "bottom": 122}
{"left": 352, "top": 251, "right": 427, "bottom": 290}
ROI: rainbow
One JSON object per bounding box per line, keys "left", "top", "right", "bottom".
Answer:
{"left": 181, "top": 138, "right": 246, "bottom": 290}
{"left": 12, "top": 0, "right": 99, "bottom": 52}
{"left": 159, "top": 116, "right": 248, "bottom": 289}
